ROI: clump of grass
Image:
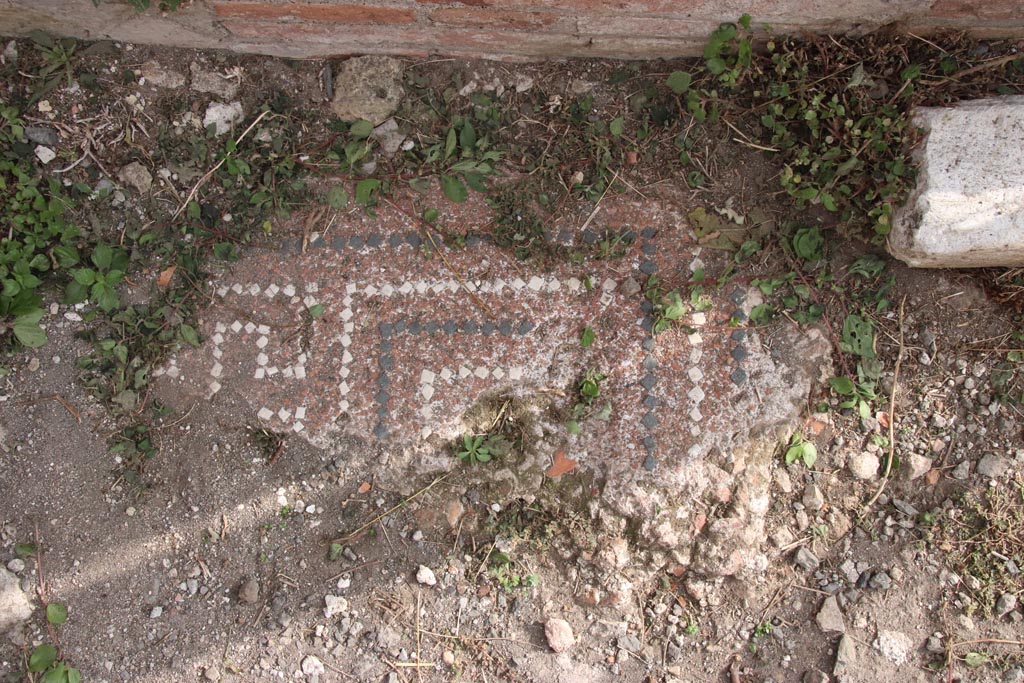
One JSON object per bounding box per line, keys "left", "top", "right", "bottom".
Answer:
{"left": 938, "top": 476, "right": 1024, "bottom": 617}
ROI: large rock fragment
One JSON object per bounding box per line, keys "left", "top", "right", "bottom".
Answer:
{"left": 889, "top": 96, "right": 1024, "bottom": 268}
{"left": 0, "top": 567, "right": 33, "bottom": 632}
{"left": 330, "top": 56, "right": 404, "bottom": 124}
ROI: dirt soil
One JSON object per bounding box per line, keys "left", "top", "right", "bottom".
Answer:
{"left": 1, "top": 36, "right": 1024, "bottom": 683}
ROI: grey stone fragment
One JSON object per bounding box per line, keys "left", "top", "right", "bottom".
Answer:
{"left": 202, "top": 101, "right": 244, "bottom": 136}
{"left": 517, "top": 320, "right": 535, "bottom": 335}
{"left": 996, "top": 592, "right": 1018, "bottom": 618}
{"left": 643, "top": 455, "right": 657, "bottom": 471}
{"left": 869, "top": 571, "right": 892, "bottom": 590}
{"left": 24, "top": 125, "right": 59, "bottom": 146}
{"left": 906, "top": 453, "right": 933, "bottom": 480}
{"left": 620, "top": 277, "right": 642, "bottom": 297}
{"left": 834, "top": 634, "right": 856, "bottom": 676}
{"left": 794, "top": 546, "right": 820, "bottom": 571}
{"left": 889, "top": 96, "right": 1024, "bottom": 268}
{"left": 731, "top": 346, "right": 749, "bottom": 362}
{"left": 873, "top": 630, "right": 913, "bottom": 664}
{"left": 118, "top": 161, "right": 153, "bottom": 194}
{"left": 642, "top": 395, "right": 658, "bottom": 409}
{"left": 977, "top": 454, "right": 1009, "bottom": 478}
{"left": 371, "top": 118, "right": 406, "bottom": 157}
{"left": 803, "top": 484, "right": 825, "bottom": 511}
{"left": 238, "top": 577, "right": 259, "bottom": 604}
{"left": 373, "top": 423, "right": 388, "bottom": 439}
{"left": 190, "top": 61, "right": 240, "bottom": 99}
{"left": 641, "top": 226, "right": 657, "bottom": 239}
{"left": 730, "top": 368, "right": 748, "bottom": 385}
{"left": 952, "top": 460, "right": 971, "bottom": 480}
{"left": 140, "top": 60, "right": 186, "bottom": 88}
{"left": 641, "top": 412, "right": 658, "bottom": 429}
{"left": 331, "top": 56, "right": 405, "bottom": 124}
{"left": 442, "top": 321, "right": 457, "bottom": 335}
{"left": 815, "top": 595, "right": 845, "bottom": 633}
{"left": 847, "top": 451, "right": 880, "bottom": 480}
{"left": 640, "top": 374, "right": 656, "bottom": 390}
{"left": 639, "top": 260, "right": 657, "bottom": 275}
{"left": 731, "top": 329, "right": 746, "bottom": 342}
{"left": 366, "top": 233, "right": 384, "bottom": 248}
{"left": 348, "top": 235, "right": 365, "bottom": 250}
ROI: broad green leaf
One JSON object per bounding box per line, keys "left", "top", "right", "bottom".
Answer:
{"left": 326, "top": 186, "right": 349, "bottom": 210}
{"left": 459, "top": 120, "right": 476, "bottom": 153}
{"left": 307, "top": 303, "right": 325, "bottom": 318}
{"left": 609, "top": 117, "right": 624, "bottom": 137}
{"left": 829, "top": 376, "right": 856, "bottom": 395}
{"left": 67, "top": 668, "right": 82, "bottom": 683}
{"left": 46, "top": 602, "right": 68, "bottom": 625}
{"left": 15, "top": 543, "right": 37, "bottom": 557}
{"left": 422, "top": 208, "right": 439, "bottom": 224}
{"left": 354, "top": 178, "right": 381, "bottom": 206}
{"left": 801, "top": 442, "right": 817, "bottom": 467}
{"left": 73, "top": 268, "right": 96, "bottom": 285}
{"left": 566, "top": 420, "right": 582, "bottom": 435}
{"left": 580, "top": 326, "right": 595, "bottom": 348}
{"left": 91, "top": 243, "right": 113, "bottom": 270}
{"left": 666, "top": 71, "right": 692, "bottom": 94}
{"left": 13, "top": 312, "right": 47, "bottom": 348}
{"left": 29, "top": 644, "right": 57, "bottom": 672}
{"left": 92, "top": 282, "right": 119, "bottom": 312}
{"left": 444, "top": 127, "right": 457, "bottom": 160}
{"left": 706, "top": 57, "right": 727, "bottom": 75}
{"left": 349, "top": 119, "right": 373, "bottom": 139}
{"left": 178, "top": 323, "right": 200, "bottom": 347}
{"left": 440, "top": 175, "right": 468, "bottom": 203}
{"left": 964, "top": 652, "right": 987, "bottom": 668}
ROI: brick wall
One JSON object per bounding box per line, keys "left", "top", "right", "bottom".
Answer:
{"left": 0, "top": 0, "right": 1021, "bottom": 61}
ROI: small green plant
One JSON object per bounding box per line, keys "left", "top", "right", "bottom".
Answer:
{"left": 644, "top": 275, "right": 690, "bottom": 335}
{"left": 704, "top": 15, "right": 755, "bottom": 87}
{"left": 27, "top": 32, "right": 79, "bottom": 105}
{"left": 784, "top": 432, "right": 818, "bottom": 467}
{"left": 456, "top": 433, "right": 510, "bottom": 465}
{"left": 24, "top": 600, "right": 79, "bottom": 683}
{"left": 567, "top": 369, "right": 611, "bottom": 434}
{"left": 487, "top": 551, "right": 539, "bottom": 592}
{"left": 828, "top": 372, "right": 879, "bottom": 419}
{"left": 65, "top": 243, "right": 129, "bottom": 312}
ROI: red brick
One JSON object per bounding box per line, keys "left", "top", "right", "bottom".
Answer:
{"left": 213, "top": 3, "right": 416, "bottom": 25}
{"left": 429, "top": 7, "right": 568, "bottom": 31}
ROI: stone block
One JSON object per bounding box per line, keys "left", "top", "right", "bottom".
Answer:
{"left": 889, "top": 96, "right": 1024, "bottom": 268}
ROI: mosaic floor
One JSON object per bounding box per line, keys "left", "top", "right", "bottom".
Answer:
{"left": 160, "top": 198, "right": 781, "bottom": 474}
